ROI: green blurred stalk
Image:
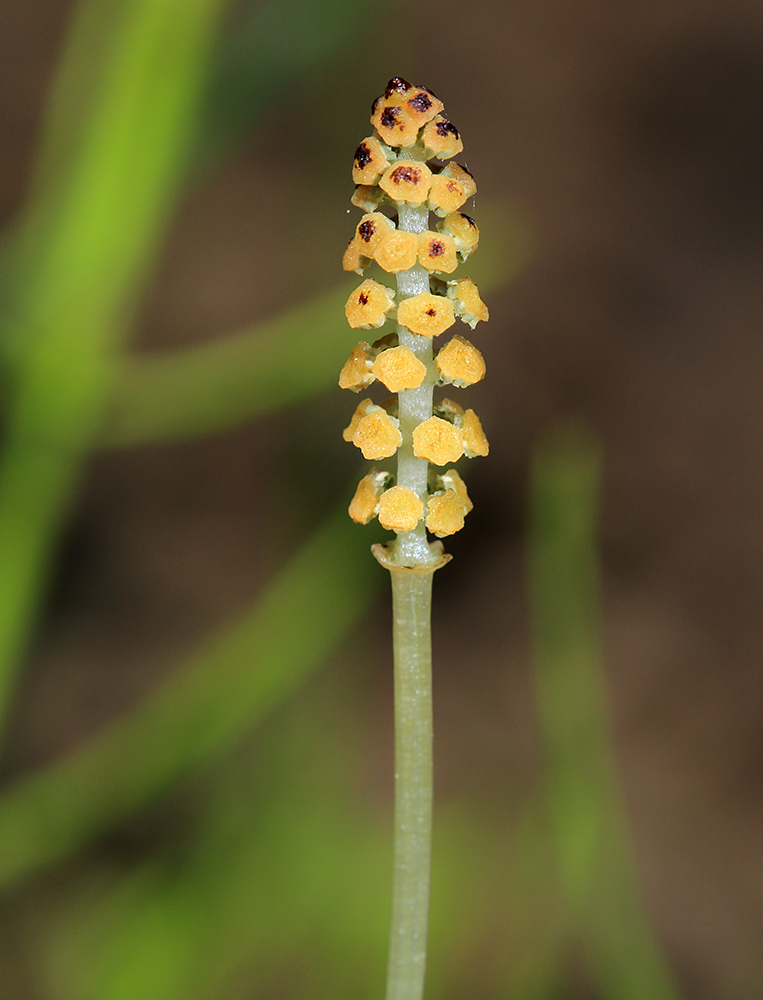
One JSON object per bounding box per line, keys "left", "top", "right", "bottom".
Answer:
{"left": 0, "top": 503, "right": 380, "bottom": 889}
{"left": 104, "top": 285, "right": 351, "bottom": 446}
{"left": 528, "top": 423, "right": 682, "bottom": 1000}
{"left": 40, "top": 690, "right": 390, "bottom": 1000}
{"left": 0, "top": 0, "right": 229, "bottom": 738}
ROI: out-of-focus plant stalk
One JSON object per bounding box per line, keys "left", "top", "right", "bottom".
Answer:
{"left": 0, "top": 0, "right": 229, "bottom": 740}
{"left": 528, "top": 423, "right": 683, "bottom": 1000}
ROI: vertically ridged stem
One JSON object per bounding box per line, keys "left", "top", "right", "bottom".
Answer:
{"left": 383, "top": 160, "right": 437, "bottom": 1000}
{"left": 385, "top": 568, "right": 434, "bottom": 1000}
{"left": 393, "top": 171, "right": 436, "bottom": 568}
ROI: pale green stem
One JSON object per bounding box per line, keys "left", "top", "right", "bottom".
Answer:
{"left": 383, "top": 163, "right": 439, "bottom": 1000}
{"left": 385, "top": 568, "right": 434, "bottom": 1000}
{"left": 393, "top": 195, "right": 437, "bottom": 569}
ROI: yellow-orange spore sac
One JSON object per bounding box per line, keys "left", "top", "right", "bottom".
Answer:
{"left": 372, "top": 345, "right": 427, "bottom": 392}
{"left": 341, "top": 239, "right": 365, "bottom": 274}
{"left": 421, "top": 115, "right": 463, "bottom": 160}
{"left": 462, "top": 408, "right": 489, "bottom": 457}
{"left": 378, "top": 485, "right": 424, "bottom": 533}
{"left": 426, "top": 489, "right": 469, "bottom": 537}
{"left": 352, "top": 136, "right": 393, "bottom": 185}
{"left": 379, "top": 160, "right": 433, "bottom": 205}
{"left": 351, "top": 185, "right": 385, "bottom": 213}
{"left": 403, "top": 86, "right": 444, "bottom": 128}
{"left": 374, "top": 229, "right": 419, "bottom": 273}
{"left": 435, "top": 334, "right": 486, "bottom": 387}
{"left": 439, "top": 212, "right": 479, "bottom": 260}
{"left": 371, "top": 100, "right": 420, "bottom": 148}
{"left": 345, "top": 278, "right": 395, "bottom": 329}
{"left": 447, "top": 276, "right": 489, "bottom": 328}
{"left": 343, "top": 214, "right": 393, "bottom": 272}
{"left": 348, "top": 469, "right": 389, "bottom": 524}
{"left": 343, "top": 400, "right": 402, "bottom": 460}
{"left": 339, "top": 341, "right": 375, "bottom": 391}
{"left": 427, "top": 173, "right": 468, "bottom": 217}
{"left": 354, "top": 212, "right": 394, "bottom": 254}
{"left": 417, "top": 231, "right": 458, "bottom": 273}
{"left": 342, "top": 397, "right": 373, "bottom": 440}
{"left": 441, "top": 162, "right": 476, "bottom": 199}
{"left": 437, "top": 396, "right": 465, "bottom": 421}
{"left": 412, "top": 415, "right": 464, "bottom": 465}
{"left": 397, "top": 292, "right": 455, "bottom": 338}
{"left": 342, "top": 239, "right": 367, "bottom": 275}
{"left": 438, "top": 468, "right": 473, "bottom": 511}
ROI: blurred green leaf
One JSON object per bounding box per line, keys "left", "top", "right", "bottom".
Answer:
{"left": 0, "top": 503, "right": 381, "bottom": 890}
{"left": 0, "top": 0, "right": 399, "bottom": 743}
{"left": 41, "top": 705, "right": 391, "bottom": 1000}
{"left": 105, "top": 284, "right": 350, "bottom": 447}
{"left": 528, "top": 422, "right": 682, "bottom": 1000}
{"left": 41, "top": 770, "right": 560, "bottom": 1000}
{"left": 0, "top": 0, "right": 230, "bottom": 736}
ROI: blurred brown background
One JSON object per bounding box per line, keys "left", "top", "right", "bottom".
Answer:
{"left": 1, "top": 0, "right": 761, "bottom": 997}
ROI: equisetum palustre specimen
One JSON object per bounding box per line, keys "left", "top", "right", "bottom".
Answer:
{"left": 339, "top": 79, "right": 488, "bottom": 1000}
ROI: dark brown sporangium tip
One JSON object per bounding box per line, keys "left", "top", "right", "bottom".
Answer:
{"left": 385, "top": 77, "right": 412, "bottom": 97}
{"left": 408, "top": 92, "right": 433, "bottom": 114}
{"left": 354, "top": 143, "right": 372, "bottom": 169}
{"left": 391, "top": 165, "right": 418, "bottom": 185}
{"left": 436, "top": 120, "right": 460, "bottom": 138}
{"left": 380, "top": 106, "right": 402, "bottom": 130}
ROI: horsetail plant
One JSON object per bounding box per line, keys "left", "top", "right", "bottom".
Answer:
{"left": 340, "top": 79, "right": 489, "bottom": 1000}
